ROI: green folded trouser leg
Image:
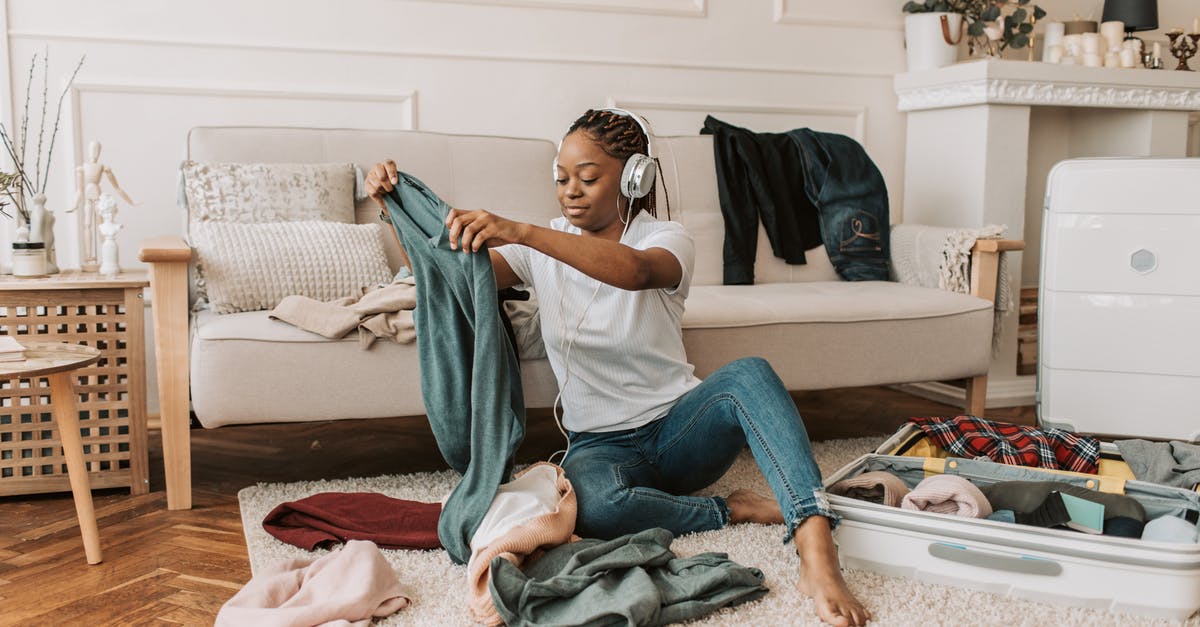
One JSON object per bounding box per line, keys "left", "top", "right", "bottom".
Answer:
{"left": 383, "top": 172, "right": 526, "bottom": 565}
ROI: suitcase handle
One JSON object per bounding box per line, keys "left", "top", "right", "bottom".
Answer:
{"left": 928, "top": 542, "right": 1062, "bottom": 576}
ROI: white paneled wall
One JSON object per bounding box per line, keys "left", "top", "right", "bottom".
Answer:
{"left": 2, "top": 0, "right": 1196, "bottom": 413}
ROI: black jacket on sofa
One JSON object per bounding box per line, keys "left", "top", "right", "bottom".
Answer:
{"left": 701, "top": 115, "right": 890, "bottom": 283}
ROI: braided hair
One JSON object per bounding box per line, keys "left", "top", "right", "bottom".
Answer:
{"left": 565, "top": 109, "right": 664, "bottom": 220}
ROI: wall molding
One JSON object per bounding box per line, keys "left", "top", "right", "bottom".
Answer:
{"left": 0, "top": 0, "right": 12, "bottom": 134}
{"left": 419, "top": 0, "right": 706, "bottom": 17}
{"left": 610, "top": 97, "right": 868, "bottom": 141}
{"left": 772, "top": 0, "right": 902, "bottom": 30}
{"left": 6, "top": 29, "right": 895, "bottom": 79}
{"left": 67, "top": 80, "right": 417, "bottom": 165}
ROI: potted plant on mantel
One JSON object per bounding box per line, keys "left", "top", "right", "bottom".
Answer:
{"left": 903, "top": 0, "right": 1046, "bottom": 70}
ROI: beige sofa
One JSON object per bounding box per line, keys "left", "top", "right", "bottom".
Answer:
{"left": 141, "top": 126, "right": 1021, "bottom": 510}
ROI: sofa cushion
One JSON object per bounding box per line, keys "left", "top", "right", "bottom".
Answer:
{"left": 683, "top": 281, "right": 990, "bottom": 328}
{"left": 682, "top": 283, "right": 994, "bottom": 389}
{"left": 182, "top": 161, "right": 357, "bottom": 224}
{"left": 191, "top": 221, "right": 393, "bottom": 314}
{"left": 190, "top": 310, "right": 559, "bottom": 427}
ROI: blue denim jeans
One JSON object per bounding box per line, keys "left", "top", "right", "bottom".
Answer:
{"left": 562, "top": 357, "right": 837, "bottom": 543}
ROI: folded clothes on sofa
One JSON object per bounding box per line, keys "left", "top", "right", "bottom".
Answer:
{"left": 269, "top": 276, "right": 417, "bottom": 348}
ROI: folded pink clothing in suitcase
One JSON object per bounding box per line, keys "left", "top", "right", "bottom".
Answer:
{"left": 901, "top": 474, "right": 993, "bottom": 518}
{"left": 263, "top": 492, "right": 442, "bottom": 551}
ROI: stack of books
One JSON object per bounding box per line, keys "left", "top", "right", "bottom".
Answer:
{"left": 0, "top": 336, "right": 26, "bottom": 362}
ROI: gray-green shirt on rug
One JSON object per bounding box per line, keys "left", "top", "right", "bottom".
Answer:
{"left": 488, "top": 527, "right": 767, "bottom": 626}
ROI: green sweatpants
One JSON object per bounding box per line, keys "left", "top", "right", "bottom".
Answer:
{"left": 383, "top": 173, "right": 526, "bottom": 565}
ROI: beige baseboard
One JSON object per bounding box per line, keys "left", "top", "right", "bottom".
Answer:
{"left": 893, "top": 376, "right": 1036, "bottom": 409}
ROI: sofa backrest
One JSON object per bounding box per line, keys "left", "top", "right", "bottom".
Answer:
{"left": 186, "top": 126, "right": 839, "bottom": 291}
{"left": 188, "top": 126, "right": 561, "bottom": 275}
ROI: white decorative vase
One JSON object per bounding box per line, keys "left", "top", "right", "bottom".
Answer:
{"left": 28, "top": 193, "right": 46, "bottom": 244}
{"left": 905, "top": 12, "right": 965, "bottom": 71}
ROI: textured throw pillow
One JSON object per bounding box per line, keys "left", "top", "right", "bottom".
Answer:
{"left": 181, "top": 161, "right": 357, "bottom": 224}
{"left": 191, "top": 221, "right": 392, "bottom": 314}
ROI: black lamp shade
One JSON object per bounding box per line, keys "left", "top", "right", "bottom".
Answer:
{"left": 1101, "top": 0, "right": 1159, "bottom": 32}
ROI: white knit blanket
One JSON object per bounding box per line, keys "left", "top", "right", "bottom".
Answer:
{"left": 890, "top": 224, "right": 1012, "bottom": 350}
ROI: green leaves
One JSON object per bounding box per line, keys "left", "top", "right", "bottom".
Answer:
{"left": 909, "top": 0, "right": 1045, "bottom": 51}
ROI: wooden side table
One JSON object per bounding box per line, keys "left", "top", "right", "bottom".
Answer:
{"left": 0, "top": 342, "right": 103, "bottom": 563}
{"left": 0, "top": 271, "right": 150, "bottom": 497}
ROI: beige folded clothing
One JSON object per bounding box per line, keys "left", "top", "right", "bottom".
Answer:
{"left": 270, "top": 277, "right": 417, "bottom": 349}
{"left": 829, "top": 471, "right": 911, "bottom": 508}
{"left": 215, "top": 539, "right": 412, "bottom": 627}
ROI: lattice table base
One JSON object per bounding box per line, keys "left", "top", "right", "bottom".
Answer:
{"left": 0, "top": 278, "right": 149, "bottom": 496}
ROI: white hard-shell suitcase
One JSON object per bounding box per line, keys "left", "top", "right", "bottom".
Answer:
{"left": 823, "top": 159, "right": 1200, "bottom": 620}
{"left": 1038, "top": 158, "right": 1200, "bottom": 442}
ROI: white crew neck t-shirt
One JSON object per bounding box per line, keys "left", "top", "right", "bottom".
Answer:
{"left": 495, "top": 211, "right": 701, "bottom": 433}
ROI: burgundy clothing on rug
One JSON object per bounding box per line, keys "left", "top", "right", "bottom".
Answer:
{"left": 908, "top": 416, "right": 1100, "bottom": 475}
{"left": 263, "top": 492, "right": 442, "bottom": 550}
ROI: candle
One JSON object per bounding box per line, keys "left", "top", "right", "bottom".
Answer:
{"left": 1063, "top": 34, "right": 1084, "bottom": 57}
{"left": 1193, "top": 17, "right": 1199, "bottom": 34}
{"left": 1100, "top": 21, "right": 1125, "bottom": 48}
{"left": 1082, "top": 32, "right": 1104, "bottom": 54}
{"left": 1120, "top": 48, "right": 1138, "bottom": 68}
{"left": 1044, "top": 44, "right": 1065, "bottom": 63}
{"left": 1104, "top": 51, "right": 1121, "bottom": 68}
{"left": 1153, "top": 41, "right": 1162, "bottom": 59}
{"left": 1083, "top": 52, "right": 1103, "bottom": 67}
{"left": 1044, "top": 21, "right": 1066, "bottom": 47}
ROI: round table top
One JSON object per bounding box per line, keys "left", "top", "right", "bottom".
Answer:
{"left": 0, "top": 341, "right": 101, "bottom": 378}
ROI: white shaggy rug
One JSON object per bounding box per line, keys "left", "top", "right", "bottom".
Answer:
{"left": 238, "top": 437, "right": 1198, "bottom": 626}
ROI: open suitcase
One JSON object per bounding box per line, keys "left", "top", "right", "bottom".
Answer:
{"left": 824, "top": 158, "right": 1200, "bottom": 620}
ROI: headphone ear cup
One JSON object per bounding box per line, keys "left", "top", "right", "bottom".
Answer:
{"left": 620, "top": 153, "right": 657, "bottom": 200}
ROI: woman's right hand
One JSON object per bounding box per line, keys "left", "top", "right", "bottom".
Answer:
{"left": 365, "top": 160, "right": 399, "bottom": 210}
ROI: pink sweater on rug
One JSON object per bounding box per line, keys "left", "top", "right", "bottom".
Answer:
{"left": 216, "top": 540, "right": 413, "bottom": 627}
{"left": 467, "top": 462, "right": 578, "bottom": 626}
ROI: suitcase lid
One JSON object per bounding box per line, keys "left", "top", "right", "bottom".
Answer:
{"left": 1039, "top": 157, "right": 1200, "bottom": 442}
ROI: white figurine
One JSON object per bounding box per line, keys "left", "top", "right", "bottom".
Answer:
{"left": 70, "top": 141, "right": 134, "bottom": 273}
{"left": 97, "top": 195, "right": 122, "bottom": 278}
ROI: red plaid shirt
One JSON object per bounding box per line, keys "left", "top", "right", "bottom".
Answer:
{"left": 909, "top": 416, "right": 1100, "bottom": 474}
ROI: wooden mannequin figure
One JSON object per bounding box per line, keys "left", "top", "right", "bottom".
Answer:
{"left": 69, "top": 141, "right": 134, "bottom": 273}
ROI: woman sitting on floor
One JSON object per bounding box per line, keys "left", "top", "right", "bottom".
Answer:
{"left": 365, "top": 108, "right": 870, "bottom": 627}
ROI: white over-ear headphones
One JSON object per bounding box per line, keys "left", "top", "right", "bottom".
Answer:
{"left": 554, "top": 108, "right": 657, "bottom": 201}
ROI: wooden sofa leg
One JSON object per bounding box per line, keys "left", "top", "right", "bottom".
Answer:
{"left": 965, "top": 375, "right": 987, "bottom": 417}
{"left": 148, "top": 260, "right": 193, "bottom": 510}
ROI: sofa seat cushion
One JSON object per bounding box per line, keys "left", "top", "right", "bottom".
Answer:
{"left": 190, "top": 310, "right": 558, "bottom": 428}
{"left": 681, "top": 282, "right": 994, "bottom": 390}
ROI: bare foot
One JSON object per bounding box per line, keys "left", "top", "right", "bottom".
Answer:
{"left": 794, "top": 516, "right": 870, "bottom": 626}
{"left": 726, "top": 488, "right": 784, "bottom": 524}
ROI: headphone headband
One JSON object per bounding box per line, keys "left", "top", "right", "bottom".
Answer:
{"left": 554, "top": 108, "right": 658, "bottom": 201}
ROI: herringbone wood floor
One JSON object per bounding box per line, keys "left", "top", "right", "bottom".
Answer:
{"left": 0, "top": 387, "right": 1034, "bottom": 626}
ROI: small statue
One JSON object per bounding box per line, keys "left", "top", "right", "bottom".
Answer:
{"left": 69, "top": 141, "right": 134, "bottom": 273}
{"left": 97, "top": 195, "right": 122, "bottom": 278}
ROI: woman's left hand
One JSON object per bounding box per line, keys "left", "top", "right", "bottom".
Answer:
{"left": 445, "top": 208, "right": 529, "bottom": 252}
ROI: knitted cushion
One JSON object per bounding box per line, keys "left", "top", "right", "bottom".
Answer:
{"left": 191, "top": 221, "right": 392, "bottom": 315}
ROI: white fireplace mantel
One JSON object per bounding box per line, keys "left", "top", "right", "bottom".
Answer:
{"left": 894, "top": 59, "right": 1200, "bottom": 409}
{"left": 896, "top": 59, "right": 1200, "bottom": 112}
